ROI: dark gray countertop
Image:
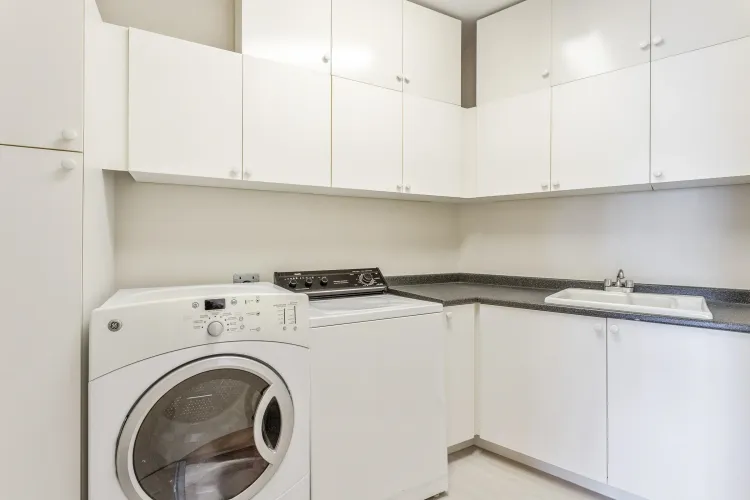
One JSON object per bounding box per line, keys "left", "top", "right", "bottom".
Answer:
{"left": 388, "top": 281, "right": 750, "bottom": 334}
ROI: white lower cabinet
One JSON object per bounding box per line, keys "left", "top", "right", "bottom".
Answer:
{"left": 551, "top": 63, "right": 651, "bottom": 192}
{"left": 444, "top": 305, "right": 476, "bottom": 447}
{"left": 477, "top": 89, "right": 551, "bottom": 197}
{"left": 651, "top": 37, "right": 750, "bottom": 186}
{"left": 608, "top": 319, "right": 750, "bottom": 500}
{"left": 243, "top": 57, "right": 331, "bottom": 187}
{"left": 332, "top": 77, "right": 403, "bottom": 192}
{"left": 0, "top": 146, "right": 82, "bottom": 500}
{"left": 403, "top": 95, "right": 463, "bottom": 198}
{"left": 478, "top": 306, "right": 607, "bottom": 483}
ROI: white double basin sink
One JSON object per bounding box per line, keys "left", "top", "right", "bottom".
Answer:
{"left": 545, "top": 288, "right": 714, "bottom": 320}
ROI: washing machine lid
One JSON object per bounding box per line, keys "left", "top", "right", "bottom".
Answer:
{"left": 308, "top": 294, "right": 442, "bottom": 327}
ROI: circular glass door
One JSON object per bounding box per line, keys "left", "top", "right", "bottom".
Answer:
{"left": 116, "top": 356, "right": 295, "bottom": 500}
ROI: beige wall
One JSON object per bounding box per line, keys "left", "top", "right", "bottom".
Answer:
{"left": 96, "top": 0, "right": 235, "bottom": 50}
{"left": 460, "top": 185, "right": 750, "bottom": 289}
{"left": 115, "top": 176, "right": 461, "bottom": 288}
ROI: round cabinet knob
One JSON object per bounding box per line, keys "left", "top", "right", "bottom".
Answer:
{"left": 61, "top": 159, "right": 78, "bottom": 171}
{"left": 61, "top": 129, "right": 79, "bottom": 141}
{"left": 609, "top": 324, "right": 620, "bottom": 335}
{"left": 640, "top": 41, "right": 651, "bottom": 50}
{"left": 322, "top": 54, "right": 330, "bottom": 63}
{"left": 405, "top": 185, "right": 412, "bottom": 193}
{"left": 445, "top": 312, "right": 454, "bottom": 320}
{"left": 541, "top": 182, "right": 549, "bottom": 190}
{"left": 653, "top": 171, "right": 663, "bottom": 179}
{"left": 243, "top": 172, "right": 251, "bottom": 180}
{"left": 396, "top": 184, "right": 403, "bottom": 192}
{"left": 396, "top": 75, "right": 403, "bottom": 82}
{"left": 404, "top": 77, "right": 411, "bottom": 84}
{"left": 305, "top": 277, "right": 314, "bottom": 288}
{"left": 320, "top": 277, "right": 329, "bottom": 286}
{"left": 552, "top": 181, "right": 560, "bottom": 189}
{"left": 594, "top": 323, "right": 604, "bottom": 333}
{"left": 229, "top": 170, "right": 239, "bottom": 178}
{"left": 207, "top": 321, "right": 224, "bottom": 337}
{"left": 652, "top": 36, "right": 665, "bottom": 46}
{"left": 541, "top": 69, "right": 550, "bottom": 78}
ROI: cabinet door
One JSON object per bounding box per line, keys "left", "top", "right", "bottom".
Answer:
{"left": 0, "top": 146, "right": 82, "bottom": 500}
{"left": 551, "top": 0, "right": 650, "bottom": 85}
{"left": 477, "top": 0, "right": 551, "bottom": 104}
{"left": 652, "top": 38, "right": 750, "bottom": 186}
{"left": 551, "top": 63, "right": 650, "bottom": 191}
{"left": 403, "top": 1, "right": 462, "bottom": 105}
{"left": 236, "top": 0, "right": 331, "bottom": 74}
{"left": 332, "top": 78, "right": 402, "bottom": 192}
{"left": 403, "top": 94, "right": 462, "bottom": 198}
{"left": 332, "top": 0, "right": 403, "bottom": 91}
{"left": 243, "top": 57, "right": 331, "bottom": 187}
{"left": 478, "top": 306, "right": 607, "bottom": 483}
{"left": 477, "top": 88, "right": 551, "bottom": 197}
{"left": 652, "top": 0, "right": 750, "bottom": 61}
{"left": 0, "top": 0, "right": 83, "bottom": 151}
{"left": 129, "top": 29, "right": 243, "bottom": 179}
{"left": 608, "top": 320, "right": 750, "bottom": 500}
{"left": 444, "top": 306, "right": 475, "bottom": 448}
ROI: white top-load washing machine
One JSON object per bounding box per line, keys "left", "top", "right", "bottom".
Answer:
{"left": 89, "top": 284, "right": 310, "bottom": 500}
{"left": 274, "top": 269, "right": 449, "bottom": 500}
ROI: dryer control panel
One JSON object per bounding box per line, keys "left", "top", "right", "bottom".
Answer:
{"left": 187, "top": 293, "right": 302, "bottom": 336}
{"left": 274, "top": 268, "right": 387, "bottom": 298}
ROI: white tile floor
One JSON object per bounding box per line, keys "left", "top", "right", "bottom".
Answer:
{"left": 443, "top": 447, "right": 608, "bottom": 500}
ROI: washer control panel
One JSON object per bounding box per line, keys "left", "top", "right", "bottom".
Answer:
{"left": 186, "top": 293, "right": 305, "bottom": 336}
{"left": 274, "top": 268, "right": 387, "bottom": 298}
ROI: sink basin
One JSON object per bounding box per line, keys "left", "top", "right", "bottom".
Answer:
{"left": 545, "top": 288, "right": 713, "bottom": 320}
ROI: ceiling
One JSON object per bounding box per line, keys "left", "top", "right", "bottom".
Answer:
{"left": 411, "top": 0, "right": 524, "bottom": 21}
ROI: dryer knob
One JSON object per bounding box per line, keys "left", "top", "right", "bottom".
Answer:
{"left": 207, "top": 321, "right": 224, "bottom": 337}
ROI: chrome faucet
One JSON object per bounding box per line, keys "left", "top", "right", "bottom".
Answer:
{"left": 604, "top": 269, "right": 634, "bottom": 293}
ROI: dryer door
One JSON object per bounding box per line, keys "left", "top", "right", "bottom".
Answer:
{"left": 116, "top": 355, "right": 295, "bottom": 500}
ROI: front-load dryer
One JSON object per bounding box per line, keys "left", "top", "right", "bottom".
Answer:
{"left": 89, "top": 284, "right": 310, "bottom": 500}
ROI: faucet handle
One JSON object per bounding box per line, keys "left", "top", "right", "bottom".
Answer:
{"left": 604, "top": 278, "right": 612, "bottom": 288}
{"left": 625, "top": 279, "right": 634, "bottom": 289}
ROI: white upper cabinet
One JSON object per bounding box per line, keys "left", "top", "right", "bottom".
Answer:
{"left": 0, "top": 0, "right": 83, "bottom": 151}
{"left": 551, "top": 0, "right": 650, "bottom": 85}
{"left": 403, "top": 1, "right": 462, "bottom": 105}
{"left": 129, "top": 29, "right": 243, "bottom": 179}
{"left": 477, "top": 0, "right": 551, "bottom": 104}
{"left": 403, "top": 94, "right": 463, "bottom": 198}
{"left": 332, "top": 0, "right": 403, "bottom": 91}
{"left": 552, "top": 64, "right": 650, "bottom": 191}
{"left": 478, "top": 306, "right": 607, "bottom": 483}
{"left": 477, "top": 88, "right": 551, "bottom": 197}
{"left": 332, "top": 78, "right": 403, "bottom": 192}
{"left": 652, "top": 38, "right": 750, "bottom": 186}
{"left": 235, "top": 0, "right": 331, "bottom": 74}
{"left": 651, "top": 0, "right": 750, "bottom": 61}
{"left": 608, "top": 320, "right": 750, "bottom": 500}
{"left": 243, "top": 57, "right": 331, "bottom": 187}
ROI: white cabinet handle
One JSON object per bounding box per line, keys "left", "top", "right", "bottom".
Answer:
{"left": 541, "top": 69, "right": 550, "bottom": 78}
{"left": 652, "top": 36, "right": 665, "bottom": 46}
{"left": 552, "top": 181, "right": 560, "bottom": 188}
{"left": 404, "top": 76, "right": 411, "bottom": 84}
{"left": 61, "top": 129, "right": 79, "bottom": 141}
{"left": 229, "top": 170, "right": 239, "bottom": 178}
{"left": 640, "top": 41, "right": 651, "bottom": 50}
{"left": 243, "top": 171, "right": 251, "bottom": 180}
{"left": 445, "top": 312, "right": 453, "bottom": 320}
{"left": 653, "top": 171, "right": 663, "bottom": 179}
{"left": 609, "top": 324, "right": 620, "bottom": 334}
{"left": 593, "top": 323, "right": 603, "bottom": 333}
{"left": 396, "top": 75, "right": 403, "bottom": 82}
{"left": 396, "top": 184, "right": 403, "bottom": 192}
{"left": 541, "top": 182, "right": 549, "bottom": 190}
{"left": 322, "top": 54, "right": 330, "bottom": 63}
{"left": 405, "top": 185, "right": 411, "bottom": 193}
{"left": 61, "top": 159, "right": 78, "bottom": 171}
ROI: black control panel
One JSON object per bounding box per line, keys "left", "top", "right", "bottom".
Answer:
{"left": 274, "top": 268, "right": 387, "bottom": 298}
